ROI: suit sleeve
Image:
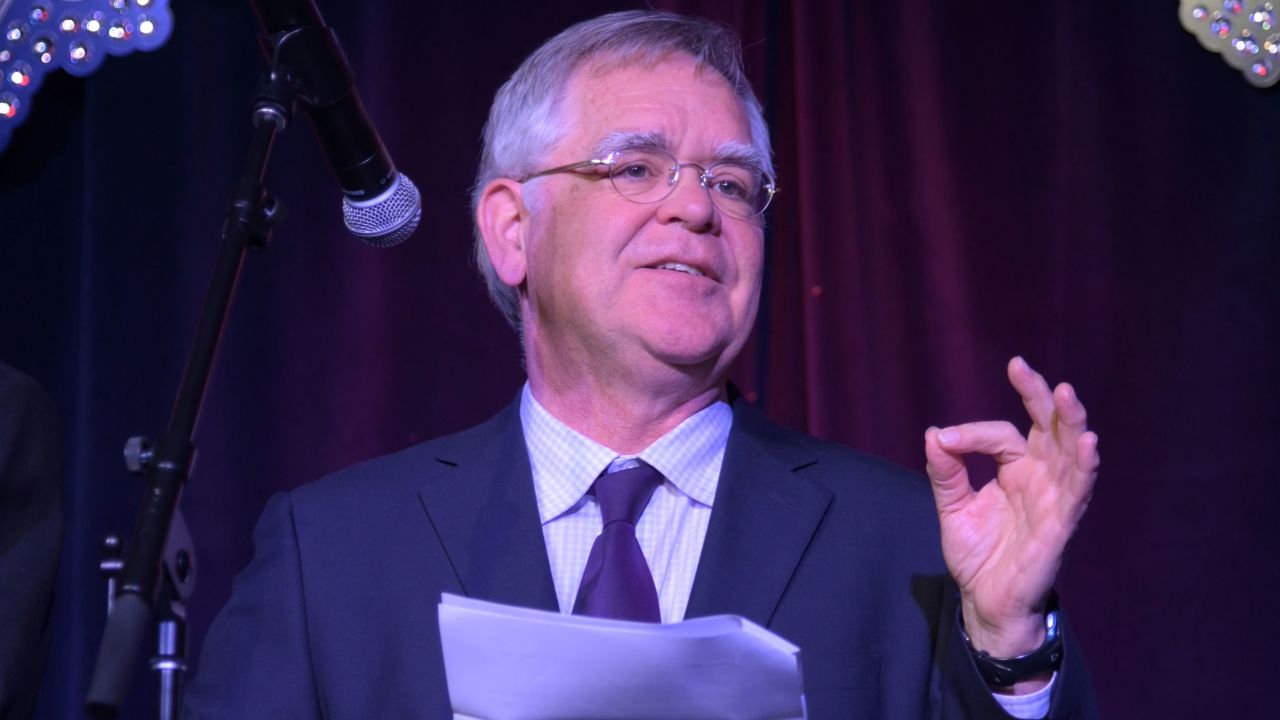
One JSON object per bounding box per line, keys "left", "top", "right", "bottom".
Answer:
{"left": 183, "top": 492, "right": 323, "bottom": 719}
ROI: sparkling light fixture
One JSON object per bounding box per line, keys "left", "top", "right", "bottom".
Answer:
{"left": 1180, "top": 0, "right": 1280, "bottom": 87}
{"left": 0, "top": 0, "right": 173, "bottom": 153}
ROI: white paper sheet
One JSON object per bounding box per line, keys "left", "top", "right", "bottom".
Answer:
{"left": 438, "top": 593, "right": 806, "bottom": 720}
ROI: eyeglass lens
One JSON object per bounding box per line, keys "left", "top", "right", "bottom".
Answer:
{"left": 606, "top": 149, "right": 771, "bottom": 218}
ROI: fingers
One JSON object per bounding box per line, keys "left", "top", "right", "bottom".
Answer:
{"left": 1069, "top": 430, "right": 1100, "bottom": 503}
{"left": 1007, "top": 356, "right": 1054, "bottom": 432}
{"left": 925, "top": 421, "right": 1030, "bottom": 512}
{"left": 1077, "top": 430, "right": 1100, "bottom": 473}
{"left": 928, "top": 361, "right": 1101, "bottom": 518}
{"left": 1053, "top": 382, "right": 1089, "bottom": 434}
{"left": 1009, "top": 356, "right": 1092, "bottom": 453}
{"left": 1044, "top": 382, "right": 1091, "bottom": 470}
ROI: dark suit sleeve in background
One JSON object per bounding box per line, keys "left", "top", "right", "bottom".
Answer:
{"left": 0, "top": 363, "right": 63, "bottom": 720}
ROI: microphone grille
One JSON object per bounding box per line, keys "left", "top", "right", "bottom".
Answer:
{"left": 342, "top": 173, "right": 422, "bottom": 248}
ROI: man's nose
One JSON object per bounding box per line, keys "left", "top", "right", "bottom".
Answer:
{"left": 655, "top": 165, "right": 718, "bottom": 232}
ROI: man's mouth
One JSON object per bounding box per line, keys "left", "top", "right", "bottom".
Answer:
{"left": 651, "top": 261, "right": 708, "bottom": 278}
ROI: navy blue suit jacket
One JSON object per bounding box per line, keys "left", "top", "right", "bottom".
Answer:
{"left": 184, "top": 395, "right": 1096, "bottom": 719}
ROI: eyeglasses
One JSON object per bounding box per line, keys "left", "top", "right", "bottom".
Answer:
{"left": 519, "top": 147, "right": 777, "bottom": 220}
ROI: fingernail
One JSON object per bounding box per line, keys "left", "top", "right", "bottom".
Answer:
{"left": 939, "top": 428, "right": 959, "bottom": 445}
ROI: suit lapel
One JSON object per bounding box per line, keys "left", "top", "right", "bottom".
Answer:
{"left": 415, "top": 394, "right": 833, "bottom": 624}
{"left": 685, "top": 401, "right": 832, "bottom": 626}
{"left": 416, "top": 400, "right": 559, "bottom": 612}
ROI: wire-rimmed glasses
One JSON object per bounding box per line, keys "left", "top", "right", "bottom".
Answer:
{"left": 520, "top": 147, "right": 776, "bottom": 220}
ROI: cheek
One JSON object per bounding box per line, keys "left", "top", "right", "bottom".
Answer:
{"left": 733, "top": 236, "right": 766, "bottom": 306}
{"left": 523, "top": 218, "right": 554, "bottom": 288}
{"left": 526, "top": 204, "right": 612, "bottom": 307}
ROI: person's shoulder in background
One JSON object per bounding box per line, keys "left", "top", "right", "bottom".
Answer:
{"left": 0, "top": 361, "right": 63, "bottom": 720}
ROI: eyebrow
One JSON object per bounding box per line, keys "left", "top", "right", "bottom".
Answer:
{"left": 711, "top": 141, "right": 769, "bottom": 176}
{"left": 591, "top": 132, "right": 769, "bottom": 176}
{"left": 592, "top": 131, "right": 669, "bottom": 157}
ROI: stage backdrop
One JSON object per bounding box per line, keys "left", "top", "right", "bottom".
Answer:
{"left": 1, "top": 1, "right": 1275, "bottom": 716}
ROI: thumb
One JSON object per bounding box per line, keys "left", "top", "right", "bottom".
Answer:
{"left": 925, "top": 426, "right": 972, "bottom": 513}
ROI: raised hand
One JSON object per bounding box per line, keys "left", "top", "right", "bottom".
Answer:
{"left": 924, "top": 356, "right": 1099, "bottom": 665}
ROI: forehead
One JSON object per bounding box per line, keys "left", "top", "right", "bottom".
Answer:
{"left": 554, "top": 52, "right": 753, "bottom": 159}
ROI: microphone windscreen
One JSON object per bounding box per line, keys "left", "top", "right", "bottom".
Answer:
{"left": 341, "top": 173, "right": 422, "bottom": 248}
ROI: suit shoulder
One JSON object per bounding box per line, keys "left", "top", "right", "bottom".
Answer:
{"left": 732, "top": 397, "right": 932, "bottom": 503}
{"left": 288, "top": 401, "right": 518, "bottom": 508}
{"left": 805, "top": 437, "right": 934, "bottom": 514}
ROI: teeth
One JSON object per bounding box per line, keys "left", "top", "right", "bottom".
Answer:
{"left": 654, "top": 262, "right": 705, "bottom": 277}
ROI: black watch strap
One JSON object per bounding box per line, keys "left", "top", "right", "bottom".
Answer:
{"left": 959, "top": 596, "right": 1064, "bottom": 687}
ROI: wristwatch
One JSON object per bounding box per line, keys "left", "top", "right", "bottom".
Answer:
{"left": 959, "top": 596, "right": 1063, "bottom": 687}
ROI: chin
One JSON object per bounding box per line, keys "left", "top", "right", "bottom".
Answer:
{"left": 640, "top": 320, "right": 740, "bottom": 370}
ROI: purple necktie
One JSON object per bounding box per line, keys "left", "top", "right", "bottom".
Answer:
{"left": 572, "top": 464, "right": 662, "bottom": 623}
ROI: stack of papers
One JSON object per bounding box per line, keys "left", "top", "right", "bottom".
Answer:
{"left": 438, "top": 594, "right": 806, "bottom": 720}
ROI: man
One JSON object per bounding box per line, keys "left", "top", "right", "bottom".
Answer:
{"left": 185, "top": 11, "right": 1098, "bottom": 718}
{"left": 0, "top": 362, "right": 62, "bottom": 720}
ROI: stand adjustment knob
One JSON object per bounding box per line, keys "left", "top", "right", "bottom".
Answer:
{"left": 123, "top": 436, "right": 154, "bottom": 475}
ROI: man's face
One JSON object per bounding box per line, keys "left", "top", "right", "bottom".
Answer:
{"left": 520, "top": 53, "right": 765, "bottom": 387}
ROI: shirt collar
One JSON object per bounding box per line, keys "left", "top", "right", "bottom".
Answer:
{"left": 520, "top": 383, "right": 731, "bottom": 524}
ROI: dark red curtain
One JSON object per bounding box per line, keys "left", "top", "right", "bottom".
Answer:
{"left": 670, "top": 3, "right": 1279, "bottom": 714}
{"left": 1, "top": 1, "right": 1274, "bottom": 716}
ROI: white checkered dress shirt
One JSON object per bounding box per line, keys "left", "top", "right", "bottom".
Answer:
{"left": 520, "top": 383, "right": 729, "bottom": 624}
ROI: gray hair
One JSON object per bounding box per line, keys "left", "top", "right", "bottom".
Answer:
{"left": 471, "top": 10, "right": 774, "bottom": 329}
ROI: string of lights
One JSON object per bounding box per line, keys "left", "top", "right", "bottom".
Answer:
{"left": 1180, "top": 0, "right": 1279, "bottom": 87}
{"left": 0, "top": 0, "right": 172, "bottom": 153}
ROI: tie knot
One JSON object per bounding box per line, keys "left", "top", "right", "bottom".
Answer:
{"left": 593, "top": 463, "right": 662, "bottom": 526}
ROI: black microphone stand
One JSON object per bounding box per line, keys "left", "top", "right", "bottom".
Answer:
{"left": 84, "top": 51, "right": 300, "bottom": 718}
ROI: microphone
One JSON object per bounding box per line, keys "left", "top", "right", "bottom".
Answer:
{"left": 250, "top": 0, "right": 420, "bottom": 247}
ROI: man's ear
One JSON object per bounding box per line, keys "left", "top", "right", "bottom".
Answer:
{"left": 476, "top": 178, "right": 530, "bottom": 287}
